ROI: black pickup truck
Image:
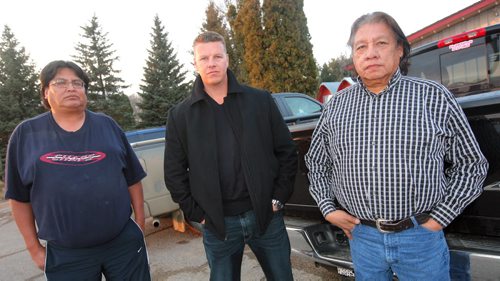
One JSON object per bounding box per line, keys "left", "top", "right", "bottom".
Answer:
{"left": 284, "top": 90, "right": 500, "bottom": 280}
{"left": 284, "top": 24, "right": 500, "bottom": 280}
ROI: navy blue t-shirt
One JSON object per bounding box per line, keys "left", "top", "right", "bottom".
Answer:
{"left": 5, "top": 110, "right": 146, "bottom": 248}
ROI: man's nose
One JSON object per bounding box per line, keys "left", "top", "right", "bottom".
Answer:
{"left": 365, "top": 44, "right": 379, "bottom": 58}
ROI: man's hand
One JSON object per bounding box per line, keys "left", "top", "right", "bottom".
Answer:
{"left": 9, "top": 200, "right": 46, "bottom": 270}
{"left": 324, "top": 210, "right": 360, "bottom": 240}
{"left": 272, "top": 204, "right": 280, "bottom": 212}
{"left": 135, "top": 216, "right": 146, "bottom": 233}
{"left": 27, "top": 243, "right": 46, "bottom": 270}
{"left": 129, "top": 182, "right": 146, "bottom": 233}
{"left": 420, "top": 217, "right": 443, "bottom": 232}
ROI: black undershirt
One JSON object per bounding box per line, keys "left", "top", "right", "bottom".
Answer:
{"left": 207, "top": 96, "right": 253, "bottom": 216}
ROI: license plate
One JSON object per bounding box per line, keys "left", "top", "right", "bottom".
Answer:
{"left": 337, "top": 267, "right": 355, "bottom": 277}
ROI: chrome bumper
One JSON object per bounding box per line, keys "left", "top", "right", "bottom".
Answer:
{"left": 285, "top": 217, "right": 500, "bottom": 280}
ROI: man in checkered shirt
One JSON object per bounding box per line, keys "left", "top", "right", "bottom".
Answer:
{"left": 306, "top": 12, "right": 488, "bottom": 281}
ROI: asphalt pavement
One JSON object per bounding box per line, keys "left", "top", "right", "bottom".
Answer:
{"left": 0, "top": 201, "right": 340, "bottom": 280}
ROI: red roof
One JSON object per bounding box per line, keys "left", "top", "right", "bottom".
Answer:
{"left": 407, "top": 0, "right": 498, "bottom": 43}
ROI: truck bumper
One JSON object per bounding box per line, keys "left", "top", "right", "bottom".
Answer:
{"left": 285, "top": 217, "right": 500, "bottom": 279}
{"left": 447, "top": 233, "right": 500, "bottom": 280}
{"left": 285, "top": 216, "right": 354, "bottom": 270}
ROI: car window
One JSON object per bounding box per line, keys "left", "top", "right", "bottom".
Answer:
{"left": 284, "top": 96, "right": 322, "bottom": 116}
{"left": 441, "top": 44, "right": 488, "bottom": 89}
{"left": 408, "top": 28, "right": 500, "bottom": 97}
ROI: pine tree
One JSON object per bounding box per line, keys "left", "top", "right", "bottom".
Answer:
{"left": 0, "top": 25, "right": 41, "bottom": 179}
{"left": 137, "top": 15, "right": 189, "bottom": 128}
{"left": 202, "top": 1, "right": 243, "bottom": 81}
{"left": 229, "top": 0, "right": 265, "bottom": 89}
{"left": 73, "top": 15, "right": 135, "bottom": 130}
{"left": 226, "top": 1, "right": 247, "bottom": 83}
{"left": 261, "top": 0, "right": 318, "bottom": 96}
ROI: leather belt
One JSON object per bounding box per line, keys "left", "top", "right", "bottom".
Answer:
{"left": 359, "top": 213, "right": 430, "bottom": 233}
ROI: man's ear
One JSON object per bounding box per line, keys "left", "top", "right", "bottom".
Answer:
{"left": 193, "top": 59, "right": 198, "bottom": 73}
{"left": 397, "top": 44, "right": 404, "bottom": 59}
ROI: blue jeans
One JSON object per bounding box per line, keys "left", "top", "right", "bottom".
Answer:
{"left": 450, "top": 251, "right": 471, "bottom": 281}
{"left": 349, "top": 218, "right": 450, "bottom": 281}
{"left": 202, "top": 210, "right": 293, "bottom": 281}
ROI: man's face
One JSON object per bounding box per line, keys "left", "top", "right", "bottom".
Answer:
{"left": 44, "top": 68, "right": 87, "bottom": 112}
{"left": 193, "top": 41, "right": 229, "bottom": 87}
{"left": 352, "top": 22, "right": 403, "bottom": 89}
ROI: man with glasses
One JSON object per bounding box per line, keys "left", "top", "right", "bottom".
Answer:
{"left": 4, "top": 60, "right": 151, "bottom": 280}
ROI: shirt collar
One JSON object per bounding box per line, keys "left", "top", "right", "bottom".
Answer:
{"left": 357, "top": 68, "right": 402, "bottom": 95}
{"left": 189, "top": 69, "right": 244, "bottom": 105}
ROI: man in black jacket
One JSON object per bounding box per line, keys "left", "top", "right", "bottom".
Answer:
{"left": 163, "top": 31, "right": 297, "bottom": 281}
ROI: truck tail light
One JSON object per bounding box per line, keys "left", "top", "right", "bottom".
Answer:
{"left": 437, "top": 27, "right": 486, "bottom": 48}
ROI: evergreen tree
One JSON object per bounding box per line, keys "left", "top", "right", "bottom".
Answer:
{"left": 226, "top": 1, "right": 247, "bottom": 83}
{"left": 319, "top": 63, "right": 335, "bottom": 83}
{"left": 137, "top": 15, "right": 189, "bottom": 128}
{"left": 202, "top": 1, "right": 243, "bottom": 81}
{"left": 229, "top": 0, "right": 265, "bottom": 89}
{"left": 261, "top": 0, "right": 318, "bottom": 96}
{"left": 73, "top": 15, "right": 135, "bottom": 130}
{"left": 0, "top": 25, "right": 41, "bottom": 179}
{"left": 319, "top": 54, "right": 352, "bottom": 83}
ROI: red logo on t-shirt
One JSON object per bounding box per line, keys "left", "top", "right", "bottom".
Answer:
{"left": 40, "top": 151, "right": 106, "bottom": 166}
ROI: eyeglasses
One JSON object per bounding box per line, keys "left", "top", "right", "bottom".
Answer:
{"left": 49, "top": 79, "right": 85, "bottom": 89}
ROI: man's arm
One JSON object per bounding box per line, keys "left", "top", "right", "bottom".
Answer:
{"left": 129, "top": 182, "right": 145, "bottom": 232}
{"left": 305, "top": 107, "right": 337, "bottom": 217}
{"left": 164, "top": 108, "right": 204, "bottom": 222}
{"left": 269, "top": 94, "right": 298, "bottom": 204}
{"left": 9, "top": 200, "right": 45, "bottom": 270}
{"left": 304, "top": 107, "right": 360, "bottom": 238}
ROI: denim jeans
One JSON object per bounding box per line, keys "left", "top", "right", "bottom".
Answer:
{"left": 202, "top": 209, "right": 293, "bottom": 281}
{"left": 349, "top": 218, "right": 450, "bottom": 281}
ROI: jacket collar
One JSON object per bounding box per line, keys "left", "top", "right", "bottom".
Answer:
{"left": 189, "top": 69, "right": 245, "bottom": 105}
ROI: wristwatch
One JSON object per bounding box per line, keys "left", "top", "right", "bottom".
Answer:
{"left": 272, "top": 199, "right": 284, "bottom": 210}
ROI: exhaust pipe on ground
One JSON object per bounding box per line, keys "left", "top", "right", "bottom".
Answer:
{"left": 152, "top": 218, "right": 160, "bottom": 228}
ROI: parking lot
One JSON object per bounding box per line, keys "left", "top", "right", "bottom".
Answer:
{"left": 0, "top": 200, "right": 340, "bottom": 280}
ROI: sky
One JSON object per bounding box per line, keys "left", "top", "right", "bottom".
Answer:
{"left": 0, "top": 0, "right": 478, "bottom": 95}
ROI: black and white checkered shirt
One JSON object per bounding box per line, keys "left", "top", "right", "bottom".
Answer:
{"left": 305, "top": 69, "right": 488, "bottom": 227}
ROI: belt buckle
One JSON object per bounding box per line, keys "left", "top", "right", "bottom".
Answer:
{"left": 375, "top": 218, "right": 394, "bottom": 233}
